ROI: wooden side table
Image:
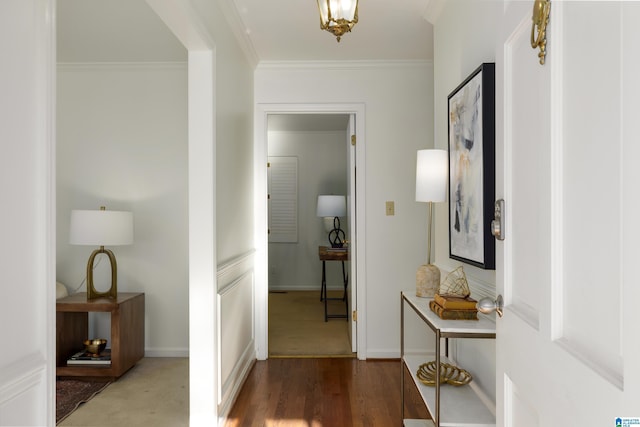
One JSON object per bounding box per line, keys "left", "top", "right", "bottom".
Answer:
{"left": 318, "top": 246, "right": 349, "bottom": 321}
{"left": 56, "top": 292, "right": 145, "bottom": 380}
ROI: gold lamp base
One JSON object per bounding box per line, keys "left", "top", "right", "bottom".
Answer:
{"left": 86, "top": 246, "right": 118, "bottom": 300}
{"left": 416, "top": 264, "right": 440, "bottom": 298}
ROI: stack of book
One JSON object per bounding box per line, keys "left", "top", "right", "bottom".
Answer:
{"left": 67, "top": 349, "right": 111, "bottom": 366}
{"left": 429, "top": 293, "right": 478, "bottom": 320}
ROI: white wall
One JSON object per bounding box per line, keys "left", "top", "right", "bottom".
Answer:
{"left": 56, "top": 63, "right": 189, "bottom": 356}
{"left": 185, "top": 0, "right": 256, "bottom": 423}
{"left": 432, "top": 2, "right": 499, "bottom": 286}
{"left": 56, "top": 0, "right": 257, "bottom": 422}
{"left": 1, "top": 0, "right": 256, "bottom": 424}
{"left": 192, "top": 0, "right": 256, "bottom": 265}
{"left": 430, "top": 1, "right": 501, "bottom": 403}
{"left": 256, "top": 61, "right": 434, "bottom": 357}
{"left": 268, "top": 130, "right": 347, "bottom": 290}
{"left": 0, "top": 1, "right": 55, "bottom": 425}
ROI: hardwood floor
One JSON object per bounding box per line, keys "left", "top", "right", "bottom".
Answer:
{"left": 225, "top": 358, "right": 430, "bottom": 427}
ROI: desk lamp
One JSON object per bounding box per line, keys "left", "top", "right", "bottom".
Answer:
{"left": 317, "top": 195, "right": 347, "bottom": 248}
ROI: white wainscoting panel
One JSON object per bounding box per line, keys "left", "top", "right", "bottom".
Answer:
{"left": 0, "top": 353, "right": 47, "bottom": 426}
{"left": 216, "top": 251, "right": 256, "bottom": 425}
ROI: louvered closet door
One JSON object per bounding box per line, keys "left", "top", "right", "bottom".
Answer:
{"left": 268, "top": 156, "right": 298, "bottom": 243}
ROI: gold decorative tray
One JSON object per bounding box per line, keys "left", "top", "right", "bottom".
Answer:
{"left": 416, "top": 361, "right": 472, "bottom": 386}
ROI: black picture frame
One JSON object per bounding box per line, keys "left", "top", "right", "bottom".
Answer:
{"left": 447, "top": 63, "right": 495, "bottom": 270}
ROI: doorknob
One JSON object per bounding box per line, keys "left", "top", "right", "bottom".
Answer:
{"left": 477, "top": 295, "right": 504, "bottom": 317}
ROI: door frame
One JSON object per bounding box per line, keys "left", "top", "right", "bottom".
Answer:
{"left": 254, "top": 103, "right": 367, "bottom": 360}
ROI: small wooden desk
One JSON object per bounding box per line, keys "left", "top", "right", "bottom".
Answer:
{"left": 56, "top": 292, "right": 145, "bottom": 380}
{"left": 318, "top": 246, "right": 349, "bottom": 321}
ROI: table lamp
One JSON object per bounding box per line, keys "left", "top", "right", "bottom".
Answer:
{"left": 415, "top": 149, "right": 448, "bottom": 297}
{"left": 70, "top": 206, "right": 134, "bottom": 300}
{"left": 317, "top": 195, "right": 347, "bottom": 248}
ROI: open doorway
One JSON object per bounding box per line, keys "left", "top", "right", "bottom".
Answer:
{"left": 254, "top": 104, "right": 367, "bottom": 361}
{"left": 57, "top": 0, "right": 219, "bottom": 423}
{"left": 266, "top": 114, "right": 352, "bottom": 357}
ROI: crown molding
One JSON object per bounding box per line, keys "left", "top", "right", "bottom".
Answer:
{"left": 57, "top": 61, "right": 187, "bottom": 71}
{"left": 217, "top": 0, "right": 259, "bottom": 68}
{"left": 423, "top": 0, "right": 446, "bottom": 25}
{"left": 256, "top": 59, "right": 433, "bottom": 71}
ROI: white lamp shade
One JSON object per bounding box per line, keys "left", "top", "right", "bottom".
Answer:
{"left": 70, "top": 209, "right": 134, "bottom": 246}
{"left": 317, "top": 195, "right": 346, "bottom": 217}
{"left": 415, "top": 149, "right": 448, "bottom": 203}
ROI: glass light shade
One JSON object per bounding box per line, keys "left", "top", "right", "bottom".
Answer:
{"left": 318, "top": 0, "right": 329, "bottom": 21}
{"left": 415, "top": 149, "right": 448, "bottom": 203}
{"left": 316, "top": 195, "right": 346, "bottom": 218}
{"left": 332, "top": 0, "right": 357, "bottom": 20}
{"left": 70, "top": 209, "right": 134, "bottom": 246}
{"left": 317, "top": 0, "right": 359, "bottom": 42}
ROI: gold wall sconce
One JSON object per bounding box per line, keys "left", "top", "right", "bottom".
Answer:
{"left": 531, "top": 0, "right": 551, "bottom": 65}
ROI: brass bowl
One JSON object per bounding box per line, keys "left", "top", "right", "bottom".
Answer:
{"left": 416, "top": 361, "right": 472, "bottom": 387}
{"left": 84, "top": 338, "right": 107, "bottom": 355}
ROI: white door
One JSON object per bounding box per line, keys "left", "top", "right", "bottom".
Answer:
{"left": 347, "top": 113, "right": 357, "bottom": 352}
{"left": 496, "top": 1, "right": 640, "bottom": 425}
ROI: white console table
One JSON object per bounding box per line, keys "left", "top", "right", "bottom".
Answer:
{"left": 401, "top": 291, "right": 496, "bottom": 427}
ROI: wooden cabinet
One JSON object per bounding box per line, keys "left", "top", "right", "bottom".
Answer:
{"left": 401, "top": 291, "right": 496, "bottom": 426}
{"left": 56, "top": 292, "right": 144, "bottom": 380}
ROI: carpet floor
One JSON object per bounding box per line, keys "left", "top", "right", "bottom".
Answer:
{"left": 268, "top": 290, "right": 354, "bottom": 357}
{"left": 57, "top": 358, "right": 188, "bottom": 427}
{"left": 56, "top": 379, "right": 111, "bottom": 424}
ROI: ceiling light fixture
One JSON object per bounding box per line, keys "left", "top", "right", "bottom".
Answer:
{"left": 317, "top": 0, "right": 359, "bottom": 42}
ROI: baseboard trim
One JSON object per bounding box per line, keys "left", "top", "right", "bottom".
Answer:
{"left": 268, "top": 285, "right": 343, "bottom": 292}
{"left": 144, "top": 348, "right": 189, "bottom": 358}
{"left": 269, "top": 353, "right": 356, "bottom": 359}
{"left": 364, "top": 350, "right": 399, "bottom": 359}
{"left": 217, "top": 343, "right": 255, "bottom": 426}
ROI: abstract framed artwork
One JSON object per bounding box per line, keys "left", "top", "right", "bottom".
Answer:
{"left": 447, "top": 63, "right": 496, "bottom": 270}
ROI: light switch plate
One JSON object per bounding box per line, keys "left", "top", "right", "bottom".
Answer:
{"left": 386, "top": 201, "right": 395, "bottom": 216}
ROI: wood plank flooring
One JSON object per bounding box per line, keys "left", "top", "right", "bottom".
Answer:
{"left": 225, "top": 358, "right": 430, "bottom": 427}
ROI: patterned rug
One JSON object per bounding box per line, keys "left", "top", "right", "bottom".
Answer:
{"left": 56, "top": 379, "right": 111, "bottom": 424}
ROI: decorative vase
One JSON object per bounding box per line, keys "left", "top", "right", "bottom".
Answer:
{"left": 416, "top": 264, "right": 440, "bottom": 298}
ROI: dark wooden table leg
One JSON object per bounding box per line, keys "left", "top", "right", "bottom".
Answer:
{"left": 323, "top": 260, "right": 328, "bottom": 321}
{"left": 341, "top": 261, "right": 348, "bottom": 320}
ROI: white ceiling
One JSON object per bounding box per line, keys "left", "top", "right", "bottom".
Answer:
{"left": 229, "top": 0, "right": 434, "bottom": 61}
{"left": 57, "top": 0, "right": 434, "bottom": 63}
{"left": 57, "top": 0, "right": 187, "bottom": 63}
{"left": 57, "top": 0, "right": 433, "bottom": 132}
